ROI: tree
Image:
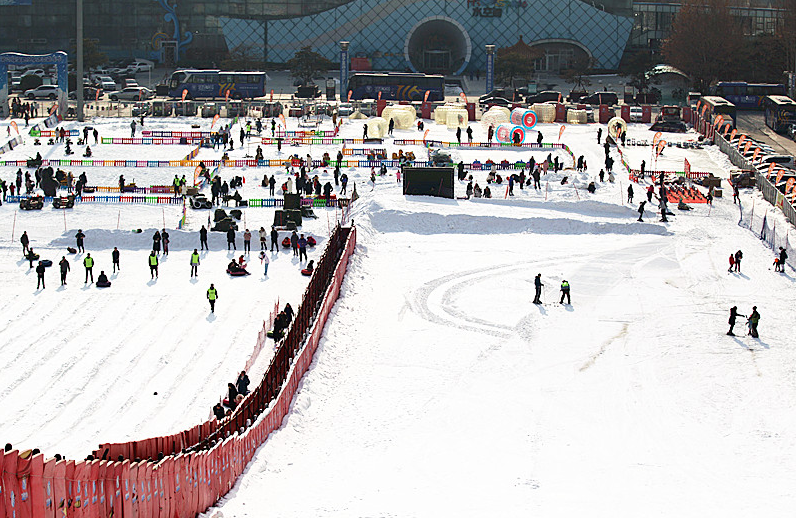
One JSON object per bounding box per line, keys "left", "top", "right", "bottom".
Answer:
{"left": 221, "top": 44, "right": 265, "bottom": 70}
{"left": 19, "top": 74, "right": 42, "bottom": 92}
{"left": 495, "top": 51, "right": 540, "bottom": 86}
{"left": 662, "top": 0, "right": 744, "bottom": 91}
{"left": 736, "top": 34, "right": 786, "bottom": 83}
{"left": 71, "top": 39, "right": 108, "bottom": 70}
{"left": 620, "top": 51, "right": 658, "bottom": 93}
{"left": 560, "top": 55, "right": 593, "bottom": 93}
{"left": 287, "top": 47, "right": 334, "bottom": 86}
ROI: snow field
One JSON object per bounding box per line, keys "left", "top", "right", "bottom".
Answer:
{"left": 2, "top": 112, "right": 795, "bottom": 516}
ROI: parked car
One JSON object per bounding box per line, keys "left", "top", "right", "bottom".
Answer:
{"left": 107, "top": 86, "right": 153, "bottom": 101}
{"left": 629, "top": 106, "right": 643, "bottom": 122}
{"left": 123, "top": 79, "right": 140, "bottom": 88}
{"left": 479, "top": 88, "right": 521, "bottom": 103}
{"left": 24, "top": 84, "right": 60, "bottom": 100}
{"left": 581, "top": 92, "right": 619, "bottom": 106}
{"left": 526, "top": 90, "right": 562, "bottom": 104}
{"left": 132, "top": 102, "right": 151, "bottom": 117}
{"left": 480, "top": 96, "right": 513, "bottom": 108}
{"left": 337, "top": 102, "right": 353, "bottom": 117}
{"left": 69, "top": 87, "right": 104, "bottom": 100}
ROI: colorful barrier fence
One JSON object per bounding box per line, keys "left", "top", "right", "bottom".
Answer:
{"left": 0, "top": 224, "right": 357, "bottom": 518}
{"left": 141, "top": 131, "right": 213, "bottom": 139}
{"left": 628, "top": 169, "right": 710, "bottom": 182}
{"left": 9, "top": 194, "right": 350, "bottom": 208}
{"left": 101, "top": 137, "right": 206, "bottom": 145}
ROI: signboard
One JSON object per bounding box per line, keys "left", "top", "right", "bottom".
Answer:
{"left": 467, "top": 0, "right": 526, "bottom": 17}
{"left": 0, "top": 0, "right": 33, "bottom": 5}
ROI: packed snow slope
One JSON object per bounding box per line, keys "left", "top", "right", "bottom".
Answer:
{"left": 1, "top": 114, "right": 795, "bottom": 516}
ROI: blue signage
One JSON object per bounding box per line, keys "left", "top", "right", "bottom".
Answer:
{"left": 0, "top": 0, "right": 33, "bottom": 5}
{"left": 485, "top": 49, "right": 494, "bottom": 94}
{"left": 340, "top": 48, "right": 349, "bottom": 100}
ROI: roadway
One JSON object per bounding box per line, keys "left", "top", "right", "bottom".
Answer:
{"left": 736, "top": 110, "right": 796, "bottom": 156}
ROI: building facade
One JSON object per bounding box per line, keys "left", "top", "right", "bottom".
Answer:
{"left": 0, "top": 0, "right": 634, "bottom": 73}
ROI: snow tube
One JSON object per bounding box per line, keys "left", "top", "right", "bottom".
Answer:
{"left": 282, "top": 237, "right": 291, "bottom": 248}
{"left": 495, "top": 124, "right": 525, "bottom": 144}
{"left": 96, "top": 281, "right": 112, "bottom": 288}
{"left": 300, "top": 268, "right": 313, "bottom": 276}
{"left": 306, "top": 236, "right": 317, "bottom": 247}
{"left": 227, "top": 269, "right": 250, "bottom": 276}
{"left": 510, "top": 108, "right": 537, "bottom": 129}
{"left": 41, "top": 259, "right": 53, "bottom": 267}
{"left": 67, "top": 247, "right": 77, "bottom": 254}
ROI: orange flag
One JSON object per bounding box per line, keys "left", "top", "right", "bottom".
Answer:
{"left": 656, "top": 140, "right": 667, "bottom": 156}
{"left": 743, "top": 141, "right": 752, "bottom": 154}
{"left": 424, "top": 90, "right": 430, "bottom": 103}
{"left": 776, "top": 168, "right": 784, "bottom": 184}
{"left": 752, "top": 148, "right": 761, "bottom": 162}
{"left": 423, "top": 128, "right": 429, "bottom": 143}
{"left": 347, "top": 90, "right": 352, "bottom": 102}
{"left": 95, "top": 88, "right": 100, "bottom": 101}
{"left": 713, "top": 115, "right": 724, "bottom": 127}
{"left": 737, "top": 135, "right": 746, "bottom": 148}
{"left": 10, "top": 121, "right": 18, "bottom": 135}
{"left": 181, "top": 89, "right": 188, "bottom": 102}
{"left": 378, "top": 90, "right": 382, "bottom": 101}
{"left": 723, "top": 124, "right": 731, "bottom": 136}
{"left": 558, "top": 125, "right": 565, "bottom": 141}
{"left": 701, "top": 104, "right": 708, "bottom": 116}
{"left": 211, "top": 113, "right": 220, "bottom": 130}
{"left": 279, "top": 113, "right": 286, "bottom": 128}
{"left": 459, "top": 92, "right": 467, "bottom": 104}
{"left": 787, "top": 177, "right": 796, "bottom": 193}
{"left": 652, "top": 131, "right": 662, "bottom": 148}
{"left": 225, "top": 89, "right": 230, "bottom": 101}
{"left": 269, "top": 89, "right": 274, "bottom": 102}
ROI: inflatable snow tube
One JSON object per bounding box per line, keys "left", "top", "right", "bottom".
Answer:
{"left": 41, "top": 259, "right": 53, "bottom": 267}
{"left": 531, "top": 103, "right": 557, "bottom": 123}
{"left": 495, "top": 124, "right": 525, "bottom": 143}
{"left": 510, "top": 109, "right": 537, "bottom": 129}
{"left": 96, "top": 281, "right": 112, "bottom": 288}
{"left": 301, "top": 268, "right": 313, "bottom": 276}
{"left": 282, "top": 237, "right": 291, "bottom": 248}
{"left": 227, "top": 269, "right": 250, "bottom": 276}
{"left": 306, "top": 236, "right": 317, "bottom": 247}
{"left": 607, "top": 116, "right": 628, "bottom": 139}
{"left": 67, "top": 247, "right": 77, "bottom": 254}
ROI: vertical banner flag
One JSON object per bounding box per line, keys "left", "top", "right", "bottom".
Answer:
{"left": 701, "top": 104, "right": 708, "bottom": 116}
{"left": 95, "top": 88, "right": 100, "bottom": 101}
{"left": 181, "top": 89, "right": 188, "bottom": 102}
{"left": 279, "top": 113, "right": 286, "bottom": 128}
{"left": 737, "top": 134, "right": 746, "bottom": 148}
{"left": 730, "top": 128, "right": 737, "bottom": 140}
{"left": 714, "top": 115, "right": 724, "bottom": 127}
{"left": 723, "top": 124, "right": 731, "bottom": 136}
{"left": 652, "top": 131, "right": 662, "bottom": 149}
{"left": 743, "top": 141, "right": 752, "bottom": 154}
{"left": 459, "top": 92, "right": 467, "bottom": 104}
{"left": 752, "top": 148, "right": 761, "bottom": 162}
{"left": 10, "top": 121, "right": 19, "bottom": 135}
{"left": 423, "top": 129, "right": 429, "bottom": 143}
{"left": 270, "top": 89, "right": 274, "bottom": 102}
{"left": 378, "top": 90, "right": 382, "bottom": 101}
{"left": 558, "top": 125, "right": 565, "bottom": 141}
{"left": 424, "top": 90, "right": 430, "bottom": 103}
{"left": 769, "top": 162, "right": 777, "bottom": 176}
{"left": 776, "top": 168, "right": 785, "bottom": 184}
{"left": 211, "top": 113, "right": 220, "bottom": 130}
{"left": 684, "top": 158, "right": 691, "bottom": 177}
{"left": 656, "top": 140, "right": 667, "bottom": 156}
{"left": 787, "top": 177, "right": 796, "bottom": 193}
{"left": 347, "top": 90, "right": 352, "bottom": 102}
{"left": 225, "top": 89, "right": 230, "bottom": 102}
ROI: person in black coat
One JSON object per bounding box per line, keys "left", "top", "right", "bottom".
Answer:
{"left": 152, "top": 230, "right": 161, "bottom": 253}
{"left": 199, "top": 225, "right": 208, "bottom": 250}
{"left": 36, "top": 261, "right": 45, "bottom": 289}
{"left": 75, "top": 229, "right": 85, "bottom": 253}
{"left": 226, "top": 383, "right": 239, "bottom": 409}
{"left": 59, "top": 256, "right": 70, "bottom": 285}
{"left": 533, "top": 274, "right": 543, "bottom": 304}
{"left": 637, "top": 201, "right": 646, "bottom": 222}
{"left": 777, "top": 247, "right": 788, "bottom": 272}
{"left": 213, "top": 403, "right": 225, "bottom": 421}
{"left": 727, "top": 306, "right": 744, "bottom": 336}
{"left": 270, "top": 226, "right": 279, "bottom": 251}
{"left": 236, "top": 370, "right": 250, "bottom": 395}
{"left": 20, "top": 231, "right": 29, "bottom": 255}
{"left": 284, "top": 302, "right": 294, "bottom": 322}
{"left": 227, "top": 228, "right": 236, "bottom": 250}
{"left": 112, "top": 247, "right": 120, "bottom": 273}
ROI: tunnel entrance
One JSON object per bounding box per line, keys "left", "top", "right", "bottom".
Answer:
{"left": 405, "top": 17, "right": 471, "bottom": 76}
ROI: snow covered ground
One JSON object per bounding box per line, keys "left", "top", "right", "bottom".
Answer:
{"left": 2, "top": 112, "right": 796, "bottom": 516}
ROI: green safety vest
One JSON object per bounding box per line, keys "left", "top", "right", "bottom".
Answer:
{"left": 207, "top": 288, "right": 217, "bottom": 300}
{"left": 561, "top": 281, "right": 570, "bottom": 290}
{"left": 83, "top": 257, "right": 93, "bottom": 268}
{"left": 149, "top": 255, "right": 158, "bottom": 266}
{"left": 191, "top": 253, "right": 200, "bottom": 265}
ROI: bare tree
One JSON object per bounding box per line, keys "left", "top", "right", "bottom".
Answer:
{"left": 662, "top": 0, "right": 744, "bottom": 91}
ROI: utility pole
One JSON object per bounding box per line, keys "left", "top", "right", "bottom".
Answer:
{"left": 76, "top": 0, "right": 84, "bottom": 122}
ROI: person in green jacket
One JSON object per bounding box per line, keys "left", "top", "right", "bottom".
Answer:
{"left": 559, "top": 280, "right": 571, "bottom": 305}
{"left": 149, "top": 250, "right": 159, "bottom": 279}
{"left": 747, "top": 306, "right": 760, "bottom": 338}
{"left": 207, "top": 284, "right": 218, "bottom": 313}
{"left": 83, "top": 253, "right": 94, "bottom": 283}
{"left": 190, "top": 249, "right": 200, "bottom": 277}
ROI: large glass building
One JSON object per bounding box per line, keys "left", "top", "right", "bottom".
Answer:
{"left": 0, "top": 0, "right": 634, "bottom": 73}
{"left": 0, "top": 0, "right": 784, "bottom": 73}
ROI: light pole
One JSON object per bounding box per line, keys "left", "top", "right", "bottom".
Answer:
{"left": 339, "top": 41, "right": 349, "bottom": 102}
{"left": 76, "top": 0, "right": 84, "bottom": 122}
{"left": 485, "top": 44, "right": 495, "bottom": 94}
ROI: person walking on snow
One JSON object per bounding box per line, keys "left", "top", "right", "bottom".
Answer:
{"left": 290, "top": 230, "right": 299, "bottom": 256}
{"left": 747, "top": 306, "right": 760, "bottom": 337}
{"left": 112, "top": 247, "right": 120, "bottom": 273}
{"left": 190, "top": 249, "right": 200, "bottom": 277}
{"left": 75, "top": 229, "right": 85, "bottom": 253}
{"left": 152, "top": 230, "right": 161, "bottom": 254}
{"left": 533, "top": 274, "right": 544, "bottom": 304}
{"left": 200, "top": 225, "right": 208, "bottom": 251}
{"left": 59, "top": 256, "right": 70, "bottom": 285}
{"left": 161, "top": 229, "right": 169, "bottom": 255}
{"left": 36, "top": 261, "right": 46, "bottom": 289}
{"left": 776, "top": 247, "right": 788, "bottom": 272}
{"left": 728, "top": 253, "right": 735, "bottom": 272}
{"left": 227, "top": 228, "right": 236, "bottom": 251}
{"left": 637, "top": 201, "right": 646, "bottom": 222}
{"left": 597, "top": 127, "right": 602, "bottom": 144}
{"left": 260, "top": 251, "right": 270, "bottom": 275}
{"left": 243, "top": 228, "right": 252, "bottom": 253}
{"left": 20, "top": 231, "right": 29, "bottom": 256}
{"left": 148, "top": 250, "right": 159, "bottom": 279}
{"left": 207, "top": 284, "right": 218, "bottom": 313}
{"left": 734, "top": 250, "right": 743, "bottom": 272}
{"left": 258, "top": 227, "right": 267, "bottom": 251}
{"left": 83, "top": 253, "right": 94, "bottom": 283}
{"left": 727, "top": 306, "right": 744, "bottom": 336}
{"left": 559, "top": 280, "right": 571, "bottom": 304}
{"left": 271, "top": 226, "right": 279, "bottom": 252}
{"left": 627, "top": 184, "right": 634, "bottom": 203}
{"left": 130, "top": 120, "right": 136, "bottom": 137}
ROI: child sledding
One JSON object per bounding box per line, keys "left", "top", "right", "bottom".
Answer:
{"left": 227, "top": 256, "right": 250, "bottom": 276}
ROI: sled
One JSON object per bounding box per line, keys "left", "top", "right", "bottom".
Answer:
{"left": 41, "top": 259, "right": 53, "bottom": 267}
{"left": 300, "top": 268, "right": 313, "bottom": 276}
{"left": 67, "top": 247, "right": 77, "bottom": 254}
{"left": 227, "top": 269, "right": 250, "bottom": 277}
{"left": 96, "top": 281, "right": 112, "bottom": 288}
{"left": 306, "top": 236, "right": 317, "bottom": 247}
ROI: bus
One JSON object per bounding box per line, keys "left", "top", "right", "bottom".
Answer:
{"left": 347, "top": 72, "right": 444, "bottom": 102}
{"left": 764, "top": 95, "right": 796, "bottom": 133}
{"left": 167, "top": 70, "right": 267, "bottom": 100}
{"left": 712, "top": 82, "right": 786, "bottom": 109}
{"left": 699, "top": 95, "right": 737, "bottom": 129}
